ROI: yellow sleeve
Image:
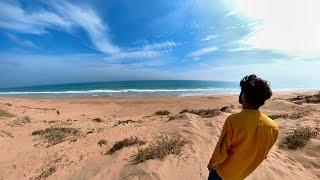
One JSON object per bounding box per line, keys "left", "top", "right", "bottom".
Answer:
{"left": 208, "top": 117, "right": 233, "bottom": 169}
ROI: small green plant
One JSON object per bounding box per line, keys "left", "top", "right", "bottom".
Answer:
{"left": 0, "top": 109, "right": 15, "bottom": 117}
{"left": 180, "top": 109, "right": 221, "bottom": 118}
{"left": 279, "top": 126, "right": 319, "bottom": 150}
{"left": 106, "top": 137, "right": 146, "bottom": 155}
{"left": 32, "top": 127, "right": 81, "bottom": 146}
{"left": 130, "top": 136, "right": 187, "bottom": 164}
{"left": 155, "top": 110, "right": 171, "bottom": 116}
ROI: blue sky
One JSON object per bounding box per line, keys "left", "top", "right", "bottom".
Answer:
{"left": 1, "top": 0, "right": 320, "bottom": 88}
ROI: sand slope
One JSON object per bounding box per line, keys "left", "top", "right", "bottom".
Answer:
{"left": 0, "top": 93, "right": 319, "bottom": 180}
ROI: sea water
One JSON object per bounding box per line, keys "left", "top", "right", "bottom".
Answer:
{"left": 0, "top": 80, "right": 240, "bottom": 97}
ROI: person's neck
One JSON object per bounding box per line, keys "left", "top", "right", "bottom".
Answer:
{"left": 242, "top": 105, "right": 259, "bottom": 110}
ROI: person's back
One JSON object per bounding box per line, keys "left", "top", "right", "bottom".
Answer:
{"left": 207, "top": 74, "right": 279, "bottom": 180}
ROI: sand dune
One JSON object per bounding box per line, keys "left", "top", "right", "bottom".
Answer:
{"left": 0, "top": 92, "right": 319, "bottom": 180}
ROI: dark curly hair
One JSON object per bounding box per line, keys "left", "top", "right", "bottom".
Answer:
{"left": 239, "top": 74, "right": 272, "bottom": 109}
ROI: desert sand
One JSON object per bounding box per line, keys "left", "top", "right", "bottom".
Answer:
{"left": 0, "top": 91, "right": 319, "bottom": 180}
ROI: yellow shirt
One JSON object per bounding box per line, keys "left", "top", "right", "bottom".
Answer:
{"left": 208, "top": 109, "right": 279, "bottom": 180}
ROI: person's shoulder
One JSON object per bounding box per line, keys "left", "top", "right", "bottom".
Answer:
{"left": 261, "top": 113, "right": 279, "bottom": 130}
{"left": 226, "top": 112, "right": 241, "bottom": 120}
{"left": 225, "top": 112, "right": 243, "bottom": 123}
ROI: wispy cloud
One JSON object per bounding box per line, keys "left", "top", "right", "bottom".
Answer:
{"left": 201, "top": 35, "right": 217, "bottom": 42}
{"left": 187, "top": 46, "right": 218, "bottom": 58}
{"left": 0, "top": 1, "right": 120, "bottom": 55}
{"left": 226, "top": 10, "right": 237, "bottom": 17}
{"left": 109, "top": 41, "right": 178, "bottom": 60}
{"left": 6, "top": 33, "right": 37, "bottom": 48}
{"left": 0, "top": 1, "right": 71, "bottom": 34}
{"left": 51, "top": 2, "right": 120, "bottom": 55}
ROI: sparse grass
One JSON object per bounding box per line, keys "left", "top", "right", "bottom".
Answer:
{"left": 130, "top": 136, "right": 187, "bottom": 164}
{"left": 98, "top": 139, "right": 107, "bottom": 147}
{"left": 0, "top": 109, "right": 15, "bottom": 117}
{"left": 168, "top": 113, "right": 188, "bottom": 121}
{"left": 35, "top": 166, "right": 56, "bottom": 180}
{"left": 155, "top": 110, "right": 171, "bottom": 116}
{"left": 180, "top": 109, "right": 221, "bottom": 118}
{"left": 8, "top": 116, "right": 31, "bottom": 126}
{"left": 269, "top": 114, "right": 289, "bottom": 120}
{"left": 220, "top": 105, "right": 234, "bottom": 113}
{"left": 0, "top": 130, "right": 14, "bottom": 138}
{"left": 288, "top": 92, "right": 320, "bottom": 104}
{"left": 105, "top": 137, "right": 146, "bottom": 155}
{"left": 92, "top": 118, "right": 104, "bottom": 123}
{"left": 32, "top": 127, "right": 81, "bottom": 146}
{"left": 268, "top": 112, "right": 306, "bottom": 120}
{"left": 113, "top": 119, "right": 141, "bottom": 127}
{"left": 279, "top": 126, "right": 319, "bottom": 150}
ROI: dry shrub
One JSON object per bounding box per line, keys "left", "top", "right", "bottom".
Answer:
{"left": 106, "top": 137, "right": 146, "bottom": 155}
{"left": 220, "top": 105, "right": 234, "bottom": 113}
{"left": 12, "top": 116, "right": 31, "bottom": 126}
{"left": 35, "top": 166, "right": 56, "bottom": 180}
{"left": 98, "top": 139, "right": 107, "bottom": 147}
{"left": 168, "top": 113, "right": 188, "bottom": 121}
{"left": 155, "top": 110, "right": 170, "bottom": 116}
{"left": 279, "top": 126, "right": 319, "bottom": 150}
{"left": 180, "top": 109, "right": 221, "bottom": 118}
{"left": 130, "top": 136, "right": 187, "bottom": 164}
{"left": 0, "top": 109, "right": 15, "bottom": 117}
{"left": 269, "top": 112, "right": 307, "bottom": 120}
{"left": 32, "top": 127, "right": 81, "bottom": 146}
{"left": 5, "top": 103, "right": 12, "bottom": 106}
{"left": 288, "top": 92, "right": 320, "bottom": 104}
{"left": 0, "top": 130, "right": 14, "bottom": 138}
{"left": 92, "top": 118, "right": 104, "bottom": 123}
{"left": 113, "top": 120, "right": 141, "bottom": 127}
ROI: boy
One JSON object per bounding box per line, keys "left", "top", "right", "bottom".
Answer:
{"left": 207, "top": 75, "right": 279, "bottom": 180}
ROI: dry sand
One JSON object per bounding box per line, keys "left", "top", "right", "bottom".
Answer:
{"left": 0, "top": 91, "right": 319, "bottom": 180}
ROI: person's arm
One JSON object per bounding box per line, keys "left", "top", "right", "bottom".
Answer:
{"left": 207, "top": 117, "right": 233, "bottom": 171}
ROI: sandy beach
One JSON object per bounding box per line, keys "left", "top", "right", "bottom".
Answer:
{"left": 0, "top": 91, "right": 319, "bottom": 180}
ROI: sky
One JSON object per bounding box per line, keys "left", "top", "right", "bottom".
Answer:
{"left": 1, "top": 0, "right": 320, "bottom": 88}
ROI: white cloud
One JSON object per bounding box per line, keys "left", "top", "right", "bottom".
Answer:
{"left": 0, "top": 1, "right": 71, "bottom": 34}
{"left": 201, "top": 35, "right": 217, "bottom": 42}
{"left": 52, "top": 2, "right": 120, "bottom": 55}
{"left": 140, "top": 41, "right": 178, "bottom": 50}
{"left": 6, "top": 33, "right": 37, "bottom": 48}
{"left": 0, "top": 2, "right": 179, "bottom": 58}
{"left": 226, "top": 10, "right": 237, "bottom": 17}
{"left": 0, "top": 1, "right": 120, "bottom": 55}
{"left": 187, "top": 46, "right": 218, "bottom": 58}
{"left": 109, "top": 41, "right": 178, "bottom": 60}
{"left": 231, "top": 0, "right": 320, "bottom": 56}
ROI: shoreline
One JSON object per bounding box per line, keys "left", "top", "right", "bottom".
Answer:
{"left": 0, "top": 89, "right": 318, "bottom": 100}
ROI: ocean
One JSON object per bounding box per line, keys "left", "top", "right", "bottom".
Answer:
{"left": 0, "top": 80, "right": 240, "bottom": 98}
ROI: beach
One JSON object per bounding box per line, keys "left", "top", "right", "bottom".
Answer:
{"left": 0, "top": 91, "right": 319, "bottom": 180}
